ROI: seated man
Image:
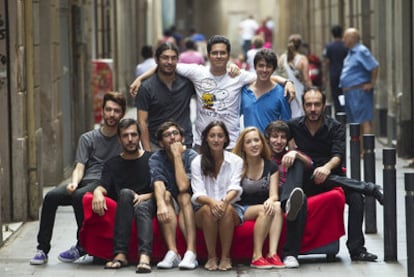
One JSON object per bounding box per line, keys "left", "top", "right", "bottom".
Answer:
{"left": 91, "top": 118, "right": 154, "bottom": 273}
{"left": 270, "top": 87, "right": 383, "bottom": 266}
{"left": 149, "top": 121, "right": 198, "bottom": 269}
{"left": 30, "top": 92, "right": 126, "bottom": 265}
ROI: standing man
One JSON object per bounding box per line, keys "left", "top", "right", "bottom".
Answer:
{"left": 130, "top": 35, "right": 295, "bottom": 150}
{"left": 91, "top": 118, "right": 154, "bottom": 273}
{"left": 241, "top": 48, "right": 291, "bottom": 132}
{"left": 30, "top": 92, "right": 126, "bottom": 265}
{"left": 340, "top": 27, "right": 379, "bottom": 138}
{"left": 323, "top": 25, "right": 348, "bottom": 115}
{"left": 284, "top": 88, "right": 382, "bottom": 265}
{"left": 135, "top": 42, "right": 195, "bottom": 152}
{"left": 239, "top": 15, "right": 259, "bottom": 58}
{"left": 149, "top": 121, "right": 198, "bottom": 270}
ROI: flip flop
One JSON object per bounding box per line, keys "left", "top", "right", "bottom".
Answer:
{"left": 136, "top": 262, "right": 152, "bottom": 273}
{"left": 104, "top": 259, "right": 128, "bottom": 269}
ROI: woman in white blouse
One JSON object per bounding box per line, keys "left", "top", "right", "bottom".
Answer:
{"left": 191, "top": 121, "right": 243, "bottom": 271}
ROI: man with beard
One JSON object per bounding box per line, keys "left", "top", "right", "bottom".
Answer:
{"left": 30, "top": 92, "right": 126, "bottom": 265}
{"left": 91, "top": 118, "right": 154, "bottom": 273}
{"left": 149, "top": 121, "right": 198, "bottom": 270}
{"left": 278, "top": 87, "right": 382, "bottom": 267}
{"left": 135, "top": 42, "right": 195, "bottom": 152}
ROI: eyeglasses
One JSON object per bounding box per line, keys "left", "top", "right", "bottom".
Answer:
{"left": 162, "top": 130, "right": 180, "bottom": 138}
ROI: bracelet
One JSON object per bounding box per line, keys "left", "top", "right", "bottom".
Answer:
{"left": 283, "top": 80, "right": 293, "bottom": 86}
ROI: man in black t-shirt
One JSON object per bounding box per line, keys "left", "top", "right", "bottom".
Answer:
{"left": 92, "top": 118, "right": 154, "bottom": 273}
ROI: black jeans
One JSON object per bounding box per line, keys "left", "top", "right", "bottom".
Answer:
{"left": 283, "top": 160, "right": 369, "bottom": 256}
{"left": 36, "top": 179, "right": 99, "bottom": 254}
{"left": 280, "top": 160, "right": 308, "bottom": 258}
{"left": 113, "top": 189, "right": 156, "bottom": 257}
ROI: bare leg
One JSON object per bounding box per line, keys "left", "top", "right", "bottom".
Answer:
{"left": 177, "top": 192, "right": 197, "bottom": 253}
{"left": 195, "top": 205, "right": 218, "bottom": 270}
{"left": 268, "top": 202, "right": 283, "bottom": 257}
{"left": 217, "top": 206, "right": 238, "bottom": 270}
{"left": 159, "top": 193, "right": 178, "bottom": 253}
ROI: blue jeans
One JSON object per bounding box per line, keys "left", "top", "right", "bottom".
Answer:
{"left": 113, "top": 189, "right": 156, "bottom": 256}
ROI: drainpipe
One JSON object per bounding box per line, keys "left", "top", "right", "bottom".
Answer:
{"left": 24, "top": 0, "right": 39, "bottom": 220}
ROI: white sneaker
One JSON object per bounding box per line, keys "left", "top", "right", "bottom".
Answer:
{"left": 283, "top": 256, "right": 299, "bottom": 268}
{"left": 73, "top": 254, "right": 94, "bottom": 264}
{"left": 178, "top": 250, "right": 198, "bottom": 269}
{"left": 157, "top": 250, "right": 181, "bottom": 269}
{"left": 285, "top": 188, "right": 304, "bottom": 221}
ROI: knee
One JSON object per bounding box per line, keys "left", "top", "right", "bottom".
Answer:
{"left": 119, "top": 188, "right": 134, "bottom": 202}
{"left": 177, "top": 192, "right": 191, "bottom": 207}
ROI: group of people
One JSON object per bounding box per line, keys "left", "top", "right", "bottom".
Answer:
{"left": 30, "top": 31, "right": 383, "bottom": 273}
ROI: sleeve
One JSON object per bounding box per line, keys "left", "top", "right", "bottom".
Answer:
{"left": 226, "top": 156, "right": 244, "bottom": 203}
{"left": 240, "top": 70, "right": 257, "bottom": 85}
{"left": 360, "top": 47, "right": 379, "bottom": 72}
{"left": 74, "top": 133, "right": 92, "bottom": 165}
{"left": 185, "top": 149, "right": 199, "bottom": 181}
{"left": 331, "top": 122, "right": 345, "bottom": 162}
{"left": 99, "top": 160, "right": 112, "bottom": 191}
{"left": 176, "top": 63, "right": 203, "bottom": 81}
{"left": 135, "top": 85, "right": 151, "bottom": 111}
{"left": 148, "top": 154, "right": 168, "bottom": 189}
{"left": 190, "top": 156, "right": 207, "bottom": 204}
{"left": 279, "top": 86, "right": 292, "bottom": 120}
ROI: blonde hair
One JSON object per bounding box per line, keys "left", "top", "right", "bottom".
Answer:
{"left": 232, "top": 127, "right": 272, "bottom": 177}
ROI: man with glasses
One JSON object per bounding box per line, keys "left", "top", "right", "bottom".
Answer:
{"left": 149, "top": 121, "right": 199, "bottom": 269}
{"left": 135, "top": 42, "right": 195, "bottom": 152}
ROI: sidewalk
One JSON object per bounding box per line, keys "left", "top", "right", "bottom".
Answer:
{"left": 0, "top": 135, "right": 411, "bottom": 276}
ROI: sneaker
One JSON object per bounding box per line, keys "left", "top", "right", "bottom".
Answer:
{"left": 157, "top": 250, "right": 181, "bottom": 269}
{"left": 250, "top": 256, "right": 273, "bottom": 269}
{"left": 178, "top": 250, "right": 198, "bottom": 269}
{"left": 285, "top": 188, "right": 304, "bottom": 221}
{"left": 283, "top": 256, "right": 299, "bottom": 268}
{"left": 58, "top": 245, "right": 81, "bottom": 263}
{"left": 351, "top": 250, "right": 378, "bottom": 262}
{"left": 30, "top": 250, "right": 48, "bottom": 265}
{"left": 266, "top": 254, "right": 285, "bottom": 268}
{"left": 73, "top": 254, "right": 94, "bottom": 264}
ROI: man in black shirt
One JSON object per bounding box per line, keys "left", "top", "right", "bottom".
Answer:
{"left": 284, "top": 87, "right": 383, "bottom": 263}
{"left": 92, "top": 118, "right": 154, "bottom": 273}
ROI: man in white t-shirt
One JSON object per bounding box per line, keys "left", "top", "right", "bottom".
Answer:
{"left": 130, "top": 35, "right": 295, "bottom": 149}
{"left": 239, "top": 15, "right": 259, "bottom": 58}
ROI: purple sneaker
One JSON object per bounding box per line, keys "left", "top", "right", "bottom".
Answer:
{"left": 30, "top": 249, "right": 48, "bottom": 265}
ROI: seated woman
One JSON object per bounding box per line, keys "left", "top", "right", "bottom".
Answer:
{"left": 232, "top": 126, "right": 285, "bottom": 269}
{"left": 190, "top": 121, "right": 243, "bottom": 271}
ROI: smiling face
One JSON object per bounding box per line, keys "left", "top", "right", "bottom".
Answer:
{"left": 268, "top": 130, "right": 288, "bottom": 154}
{"left": 156, "top": 49, "right": 178, "bottom": 76}
{"left": 243, "top": 130, "right": 263, "bottom": 158}
{"left": 119, "top": 124, "right": 140, "bottom": 154}
{"left": 206, "top": 125, "right": 228, "bottom": 152}
{"left": 254, "top": 59, "right": 275, "bottom": 81}
{"left": 208, "top": 43, "right": 230, "bottom": 71}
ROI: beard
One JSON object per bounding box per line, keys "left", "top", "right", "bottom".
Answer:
{"left": 123, "top": 145, "right": 139, "bottom": 154}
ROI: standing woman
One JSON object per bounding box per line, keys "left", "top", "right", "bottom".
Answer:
{"left": 232, "top": 126, "right": 285, "bottom": 269}
{"left": 191, "top": 121, "right": 243, "bottom": 271}
{"left": 279, "top": 34, "right": 312, "bottom": 118}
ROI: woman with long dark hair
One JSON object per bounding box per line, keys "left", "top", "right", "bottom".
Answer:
{"left": 191, "top": 121, "right": 243, "bottom": 271}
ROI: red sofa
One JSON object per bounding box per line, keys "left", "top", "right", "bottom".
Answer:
{"left": 80, "top": 187, "right": 345, "bottom": 263}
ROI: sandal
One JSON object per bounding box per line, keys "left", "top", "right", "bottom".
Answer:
{"left": 104, "top": 259, "right": 128, "bottom": 269}
{"left": 136, "top": 262, "right": 152, "bottom": 274}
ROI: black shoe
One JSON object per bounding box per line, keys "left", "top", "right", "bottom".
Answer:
{"left": 351, "top": 250, "right": 378, "bottom": 262}
{"left": 285, "top": 188, "right": 304, "bottom": 221}
{"left": 368, "top": 183, "right": 384, "bottom": 205}
{"left": 373, "top": 185, "right": 384, "bottom": 205}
